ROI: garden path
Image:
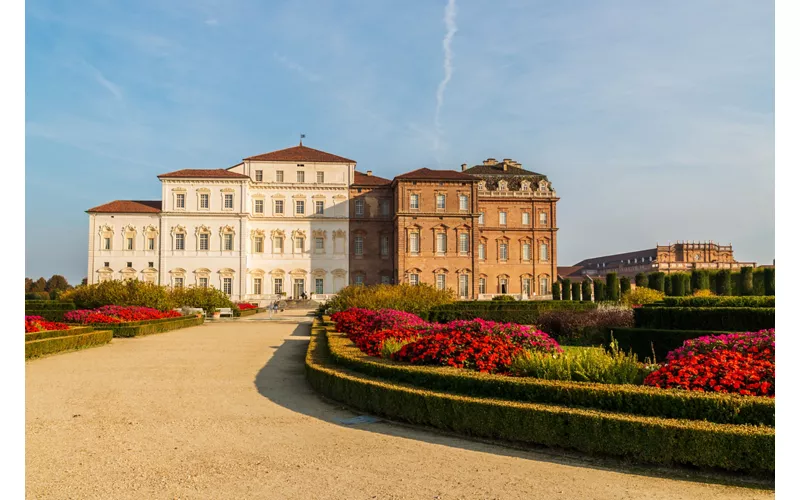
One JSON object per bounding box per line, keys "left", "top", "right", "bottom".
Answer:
{"left": 26, "top": 312, "right": 772, "bottom": 499}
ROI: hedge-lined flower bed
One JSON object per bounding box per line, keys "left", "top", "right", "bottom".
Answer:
{"left": 25, "top": 316, "right": 70, "bottom": 333}
{"left": 64, "top": 305, "right": 182, "bottom": 324}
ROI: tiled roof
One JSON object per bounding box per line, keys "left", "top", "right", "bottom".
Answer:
{"left": 557, "top": 266, "right": 586, "bottom": 279}
{"left": 394, "top": 168, "right": 475, "bottom": 181}
{"left": 574, "top": 248, "right": 657, "bottom": 267}
{"left": 87, "top": 200, "right": 162, "bottom": 213}
{"left": 353, "top": 171, "right": 392, "bottom": 186}
{"left": 244, "top": 144, "right": 355, "bottom": 163}
{"left": 157, "top": 169, "right": 250, "bottom": 179}
{"left": 464, "top": 162, "right": 544, "bottom": 177}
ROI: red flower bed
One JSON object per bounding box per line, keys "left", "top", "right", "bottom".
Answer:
{"left": 64, "top": 306, "right": 182, "bottom": 324}
{"left": 331, "top": 308, "right": 379, "bottom": 341}
{"left": 237, "top": 303, "right": 257, "bottom": 310}
{"left": 393, "top": 331, "right": 522, "bottom": 374}
{"left": 644, "top": 348, "right": 774, "bottom": 397}
{"left": 25, "top": 316, "right": 70, "bottom": 333}
{"left": 352, "top": 329, "right": 420, "bottom": 357}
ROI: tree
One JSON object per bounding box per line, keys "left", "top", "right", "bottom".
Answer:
{"left": 81, "top": 278, "right": 88, "bottom": 286}
{"left": 740, "top": 267, "right": 754, "bottom": 296}
{"left": 581, "top": 279, "right": 592, "bottom": 301}
{"left": 716, "top": 270, "right": 732, "bottom": 296}
{"left": 25, "top": 278, "right": 33, "bottom": 293}
{"left": 648, "top": 272, "right": 665, "bottom": 293}
{"left": 30, "top": 277, "right": 47, "bottom": 293}
{"left": 620, "top": 276, "right": 631, "bottom": 296}
{"left": 606, "top": 273, "right": 619, "bottom": 301}
{"left": 45, "top": 275, "right": 71, "bottom": 293}
{"left": 571, "top": 282, "right": 581, "bottom": 302}
{"left": 671, "top": 273, "right": 685, "bottom": 296}
{"left": 561, "top": 279, "right": 571, "bottom": 300}
{"left": 593, "top": 280, "right": 606, "bottom": 302}
{"left": 634, "top": 273, "right": 648, "bottom": 288}
{"left": 551, "top": 282, "right": 561, "bottom": 301}
{"left": 664, "top": 274, "right": 672, "bottom": 295}
{"left": 764, "top": 268, "right": 775, "bottom": 296}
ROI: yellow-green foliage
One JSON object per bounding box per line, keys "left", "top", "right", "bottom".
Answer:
{"left": 693, "top": 288, "right": 716, "bottom": 297}
{"left": 324, "top": 283, "right": 454, "bottom": 315}
{"left": 622, "top": 287, "right": 665, "bottom": 306}
{"left": 307, "top": 325, "right": 774, "bottom": 473}
{"left": 509, "top": 343, "right": 649, "bottom": 385}
{"left": 60, "top": 279, "right": 233, "bottom": 312}
{"left": 379, "top": 337, "right": 416, "bottom": 359}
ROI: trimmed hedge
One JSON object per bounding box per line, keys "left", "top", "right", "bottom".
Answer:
{"left": 24, "top": 309, "right": 70, "bottom": 322}
{"left": 635, "top": 273, "right": 648, "bottom": 288}
{"left": 24, "top": 300, "right": 76, "bottom": 310}
{"left": 634, "top": 307, "right": 774, "bottom": 331}
{"left": 25, "top": 330, "right": 112, "bottom": 360}
{"left": 764, "top": 268, "right": 775, "bottom": 296}
{"left": 648, "top": 272, "right": 666, "bottom": 293}
{"left": 606, "top": 273, "right": 619, "bottom": 301}
{"left": 325, "top": 327, "right": 774, "bottom": 426}
{"left": 581, "top": 280, "right": 592, "bottom": 302}
{"left": 658, "top": 296, "right": 775, "bottom": 308}
{"left": 426, "top": 301, "right": 596, "bottom": 324}
{"left": 551, "top": 282, "right": 561, "bottom": 301}
{"left": 237, "top": 308, "right": 260, "bottom": 317}
{"left": 605, "top": 327, "right": 728, "bottom": 363}
{"left": 561, "top": 279, "right": 572, "bottom": 300}
{"left": 307, "top": 325, "right": 773, "bottom": 473}
{"left": 593, "top": 281, "right": 606, "bottom": 302}
{"left": 25, "top": 326, "right": 94, "bottom": 342}
{"left": 571, "top": 283, "right": 581, "bottom": 302}
{"left": 82, "top": 315, "right": 205, "bottom": 338}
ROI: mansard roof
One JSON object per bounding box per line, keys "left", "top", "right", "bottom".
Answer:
{"left": 157, "top": 169, "right": 250, "bottom": 179}
{"left": 394, "top": 168, "right": 475, "bottom": 181}
{"left": 574, "top": 248, "right": 658, "bottom": 267}
{"left": 353, "top": 171, "right": 392, "bottom": 186}
{"left": 87, "top": 200, "right": 162, "bottom": 213}
{"left": 244, "top": 144, "right": 355, "bottom": 163}
{"left": 464, "top": 162, "right": 544, "bottom": 177}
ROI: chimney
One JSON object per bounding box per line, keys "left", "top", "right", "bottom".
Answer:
{"left": 366, "top": 170, "right": 373, "bottom": 176}
{"left": 503, "top": 158, "right": 513, "bottom": 164}
{"left": 461, "top": 163, "right": 467, "bottom": 172}
{"left": 483, "top": 158, "right": 497, "bottom": 166}
{"left": 503, "top": 164, "right": 508, "bottom": 172}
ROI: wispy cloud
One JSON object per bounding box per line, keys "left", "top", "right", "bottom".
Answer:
{"left": 273, "top": 52, "right": 321, "bottom": 82}
{"left": 434, "top": 0, "right": 457, "bottom": 156}
{"left": 204, "top": 18, "right": 218, "bottom": 26}
{"left": 84, "top": 62, "right": 123, "bottom": 100}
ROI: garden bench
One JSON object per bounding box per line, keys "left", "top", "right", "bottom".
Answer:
{"left": 217, "top": 308, "right": 233, "bottom": 317}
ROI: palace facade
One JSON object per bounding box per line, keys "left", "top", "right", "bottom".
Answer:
{"left": 87, "top": 146, "right": 559, "bottom": 302}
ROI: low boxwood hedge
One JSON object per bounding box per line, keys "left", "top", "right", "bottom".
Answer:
{"left": 25, "top": 330, "right": 112, "bottom": 360}
{"left": 25, "top": 326, "right": 94, "bottom": 342}
{"left": 324, "top": 326, "right": 773, "bottom": 426}
{"left": 83, "top": 315, "right": 205, "bottom": 338}
{"left": 426, "top": 301, "right": 596, "bottom": 324}
{"left": 24, "top": 300, "right": 76, "bottom": 310}
{"left": 656, "top": 296, "right": 775, "bottom": 308}
{"left": 24, "top": 309, "right": 69, "bottom": 322}
{"left": 605, "top": 327, "right": 729, "bottom": 363}
{"left": 306, "top": 325, "right": 773, "bottom": 473}
{"left": 634, "top": 307, "right": 774, "bottom": 331}
{"left": 236, "top": 308, "right": 260, "bottom": 317}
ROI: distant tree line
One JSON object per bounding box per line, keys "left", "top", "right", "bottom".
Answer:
{"left": 25, "top": 275, "right": 74, "bottom": 300}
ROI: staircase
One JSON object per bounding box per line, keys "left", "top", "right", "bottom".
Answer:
{"left": 282, "top": 299, "right": 319, "bottom": 310}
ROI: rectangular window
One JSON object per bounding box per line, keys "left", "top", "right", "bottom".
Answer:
{"left": 436, "top": 194, "right": 446, "bottom": 210}
{"left": 176, "top": 193, "right": 185, "bottom": 209}
{"left": 255, "top": 170, "right": 263, "bottom": 181}
{"left": 274, "top": 278, "right": 283, "bottom": 294}
{"left": 224, "top": 233, "right": 233, "bottom": 251}
{"left": 315, "top": 200, "right": 324, "bottom": 215}
{"left": 199, "top": 233, "right": 209, "bottom": 251}
{"left": 316, "top": 172, "right": 324, "bottom": 183}
{"left": 436, "top": 274, "right": 446, "bottom": 291}
{"left": 355, "top": 199, "right": 364, "bottom": 216}
{"left": 459, "top": 275, "right": 469, "bottom": 298}
{"left": 540, "top": 277, "right": 549, "bottom": 296}
{"left": 255, "top": 199, "right": 264, "bottom": 214}
{"left": 354, "top": 236, "right": 364, "bottom": 256}
{"left": 174, "top": 277, "right": 184, "bottom": 288}
{"left": 459, "top": 194, "right": 468, "bottom": 211}
{"left": 276, "top": 170, "right": 284, "bottom": 182}
{"left": 104, "top": 262, "right": 109, "bottom": 267}
{"left": 523, "top": 243, "right": 531, "bottom": 261}
{"left": 126, "top": 237, "right": 133, "bottom": 250}
{"left": 315, "top": 237, "right": 324, "bottom": 253}
{"left": 175, "top": 234, "right": 185, "bottom": 250}
{"left": 254, "top": 236, "right": 264, "bottom": 253}
{"left": 499, "top": 243, "right": 508, "bottom": 261}
{"left": 253, "top": 278, "right": 262, "bottom": 295}
{"left": 199, "top": 277, "right": 208, "bottom": 289}
{"left": 148, "top": 261, "right": 154, "bottom": 268}
{"left": 499, "top": 211, "right": 507, "bottom": 225}
{"left": 478, "top": 212, "right": 484, "bottom": 225}
{"left": 274, "top": 237, "right": 283, "bottom": 253}
{"left": 354, "top": 275, "right": 364, "bottom": 286}
{"left": 540, "top": 212, "right": 547, "bottom": 226}
{"left": 540, "top": 243, "right": 549, "bottom": 261}
{"left": 148, "top": 238, "right": 155, "bottom": 250}
{"left": 523, "top": 278, "right": 532, "bottom": 297}
{"left": 296, "top": 200, "right": 305, "bottom": 215}
{"left": 380, "top": 235, "right": 389, "bottom": 256}
{"left": 381, "top": 276, "right": 391, "bottom": 285}
{"left": 315, "top": 278, "right": 324, "bottom": 294}
{"left": 522, "top": 212, "right": 530, "bottom": 225}
{"left": 409, "top": 274, "right": 419, "bottom": 286}
{"left": 296, "top": 171, "right": 305, "bottom": 183}
{"left": 381, "top": 200, "right": 390, "bottom": 216}
{"left": 275, "top": 200, "right": 284, "bottom": 214}
{"left": 295, "top": 238, "right": 304, "bottom": 252}
{"left": 224, "top": 194, "right": 234, "bottom": 209}
{"left": 479, "top": 243, "right": 486, "bottom": 260}
{"left": 436, "top": 233, "right": 446, "bottom": 254}
{"left": 103, "top": 237, "right": 111, "bottom": 250}
{"left": 459, "top": 234, "right": 469, "bottom": 254}
{"left": 126, "top": 262, "right": 132, "bottom": 268}
{"left": 410, "top": 194, "right": 419, "bottom": 209}
{"left": 223, "top": 277, "right": 232, "bottom": 295}
{"left": 200, "top": 193, "right": 209, "bottom": 209}
{"left": 409, "top": 233, "right": 419, "bottom": 254}
{"left": 479, "top": 277, "right": 486, "bottom": 294}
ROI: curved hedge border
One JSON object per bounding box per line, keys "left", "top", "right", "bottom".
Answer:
{"left": 306, "top": 324, "right": 774, "bottom": 473}
{"left": 634, "top": 307, "right": 774, "bottom": 331}
{"left": 324, "top": 327, "right": 773, "bottom": 426}
{"left": 82, "top": 315, "right": 205, "bottom": 338}
{"left": 606, "top": 327, "right": 727, "bottom": 362}
{"left": 26, "top": 330, "right": 112, "bottom": 360}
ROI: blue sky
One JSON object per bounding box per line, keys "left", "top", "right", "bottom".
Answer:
{"left": 25, "top": 0, "right": 774, "bottom": 285}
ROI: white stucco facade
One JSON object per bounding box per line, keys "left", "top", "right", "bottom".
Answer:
{"left": 87, "top": 145, "right": 356, "bottom": 303}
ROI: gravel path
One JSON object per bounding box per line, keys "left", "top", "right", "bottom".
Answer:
{"left": 26, "top": 313, "right": 773, "bottom": 499}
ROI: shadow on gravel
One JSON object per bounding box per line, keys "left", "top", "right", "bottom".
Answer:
{"left": 254, "top": 322, "right": 773, "bottom": 491}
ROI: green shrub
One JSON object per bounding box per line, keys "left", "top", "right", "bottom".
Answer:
{"left": 323, "top": 283, "right": 453, "bottom": 315}
{"left": 619, "top": 276, "right": 631, "bottom": 297}
{"left": 740, "top": 267, "right": 754, "bottom": 296}
{"left": 25, "top": 326, "right": 94, "bottom": 342}
{"left": 60, "top": 280, "right": 175, "bottom": 310}
{"left": 24, "top": 309, "right": 69, "bottom": 322}
{"left": 763, "top": 268, "right": 775, "bottom": 296}
{"left": 633, "top": 307, "right": 774, "bottom": 331}
{"left": 492, "top": 294, "right": 517, "bottom": 301}
{"left": 715, "top": 270, "right": 732, "bottom": 296}
{"left": 536, "top": 307, "right": 634, "bottom": 345}
{"left": 606, "top": 273, "right": 619, "bottom": 301}
{"left": 752, "top": 269, "right": 766, "bottom": 296}
{"left": 551, "top": 282, "right": 561, "bottom": 301}
{"left": 593, "top": 281, "right": 606, "bottom": 302}
{"left": 730, "top": 272, "right": 742, "bottom": 296}
{"left": 648, "top": 272, "right": 666, "bottom": 293}
{"left": 659, "top": 296, "right": 774, "bottom": 308}
{"left": 25, "top": 330, "right": 113, "bottom": 360}
{"left": 561, "top": 279, "right": 571, "bottom": 300}
{"left": 311, "top": 327, "right": 774, "bottom": 472}
{"left": 664, "top": 275, "right": 672, "bottom": 295}
{"left": 25, "top": 300, "right": 75, "bottom": 310}
{"left": 670, "top": 273, "right": 685, "bottom": 297}
{"left": 682, "top": 273, "right": 691, "bottom": 296}
{"left": 170, "top": 286, "right": 234, "bottom": 313}
{"left": 690, "top": 270, "right": 712, "bottom": 293}
{"left": 510, "top": 343, "right": 647, "bottom": 385}
{"left": 426, "top": 301, "right": 596, "bottom": 324}
{"left": 634, "top": 273, "right": 648, "bottom": 288}
{"left": 25, "top": 292, "right": 50, "bottom": 301}
{"left": 581, "top": 280, "right": 592, "bottom": 301}
{"left": 323, "top": 326, "right": 774, "bottom": 426}
{"left": 571, "top": 283, "right": 581, "bottom": 302}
